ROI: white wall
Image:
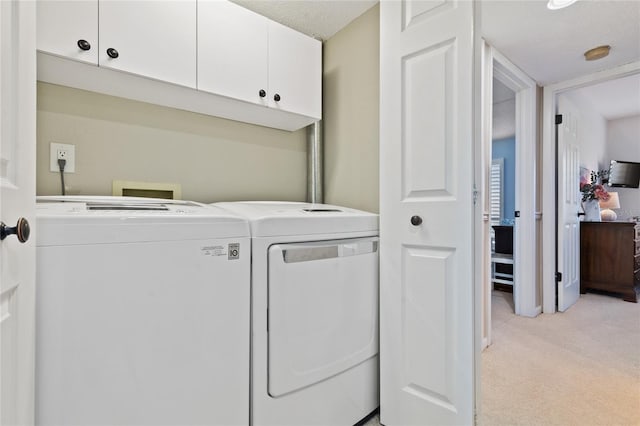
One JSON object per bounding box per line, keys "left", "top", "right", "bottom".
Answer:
{"left": 37, "top": 83, "right": 307, "bottom": 203}
{"left": 492, "top": 98, "right": 515, "bottom": 140}
{"left": 560, "top": 91, "right": 607, "bottom": 172}
{"left": 606, "top": 115, "right": 640, "bottom": 220}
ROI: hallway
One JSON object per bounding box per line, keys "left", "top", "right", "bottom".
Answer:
{"left": 480, "top": 291, "right": 640, "bottom": 425}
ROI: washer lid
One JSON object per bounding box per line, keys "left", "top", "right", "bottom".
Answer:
{"left": 214, "top": 202, "right": 378, "bottom": 237}
{"left": 36, "top": 196, "right": 250, "bottom": 246}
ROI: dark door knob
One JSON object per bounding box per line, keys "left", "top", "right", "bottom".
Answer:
{"left": 1, "top": 217, "right": 30, "bottom": 243}
{"left": 273, "top": 93, "right": 281, "bottom": 102}
{"left": 410, "top": 215, "right": 423, "bottom": 226}
{"left": 106, "top": 48, "right": 119, "bottom": 58}
{"left": 259, "top": 89, "right": 266, "bottom": 98}
{"left": 77, "top": 39, "right": 91, "bottom": 51}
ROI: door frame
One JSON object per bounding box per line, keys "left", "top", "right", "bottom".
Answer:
{"left": 0, "top": 0, "right": 37, "bottom": 424}
{"left": 480, "top": 43, "right": 539, "bottom": 348}
{"left": 494, "top": 47, "right": 539, "bottom": 319}
{"left": 541, "top": 60, "right": 640, "bottom": 313}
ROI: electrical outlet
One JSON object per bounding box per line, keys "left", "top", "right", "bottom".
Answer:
{"left": 50, "top": 143, "right": 76, "bottom": 173}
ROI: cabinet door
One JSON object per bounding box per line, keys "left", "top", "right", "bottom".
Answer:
{"left": 198, "top": 0, "right": 268, "bottom": 106}
{"left": 98, "top": 0, "right": 196, "bottom": 88}
{"left": 36, "top": 0, "right": 98, "bottom": 65}
{"left": 268, "top": 21, "right": 322, "bottom": 119}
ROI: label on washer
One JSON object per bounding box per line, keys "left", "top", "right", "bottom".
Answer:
{"left": 200, "top": 243, "right": 240, "bottom": 260}
{"left": 201, "top": 245, "right": 226, "bottom": 257}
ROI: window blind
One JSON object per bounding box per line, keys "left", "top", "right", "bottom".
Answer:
{"left": 490, "top": 158, "right": 504, "bottom": 226}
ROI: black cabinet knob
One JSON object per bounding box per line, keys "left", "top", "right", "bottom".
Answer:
{"left": 106, "top": 48, "right": 119, "bottom": 59}
{"left": 273, "top": 93, "right": 281, "bottom": 102}
{"left": 410, "top": 215, "right": 423, "bottom": 226}
{"left": 1, "top": 217, "right": 30, "bottom": 243}
{"left": 259, "top": 89, "right": 266, "bottom": 98}
{"left": 77, "top": 39, "right": 91, "bottom": 51}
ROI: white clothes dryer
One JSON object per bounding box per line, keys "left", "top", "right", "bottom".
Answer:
{"left": 36, "top": 196, "right": 251, "bottom": 426}
{"left": 214, "top": 202, "right": 379, "bottom": 426}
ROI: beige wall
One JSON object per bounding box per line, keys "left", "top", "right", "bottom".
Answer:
{"left": 37, "top": 82, "right": 307, "bottom": 203}
{"left": 38, "top": 4, "right": 381, "bottom": 209}
{"left": 323, "top": 4, "right": 379, "bottom": 213}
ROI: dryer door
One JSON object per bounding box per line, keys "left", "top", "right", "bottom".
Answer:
{"left": 267, "top": 237, "right": 379, "bottom": 397}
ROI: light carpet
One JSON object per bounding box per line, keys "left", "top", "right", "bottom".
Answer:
{"left": 480, "top": 291, "right": 640, "bottom": 426}
{"left": 366, "top": 291, "right": 639, "bottom": 426}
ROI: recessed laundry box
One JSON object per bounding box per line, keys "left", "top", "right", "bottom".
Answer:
{"left": 214, "top": 202, "right": 379, "bottom": 426}
{"left": 35, "top": 196, "right": 251, "bottom": 426}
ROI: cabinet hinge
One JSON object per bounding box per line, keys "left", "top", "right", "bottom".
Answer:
{"left": 556, "top": 272, "right": 562, "bottom": 282}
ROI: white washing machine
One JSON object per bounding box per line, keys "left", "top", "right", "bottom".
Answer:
{"left": 36, "top": 196, "right": 251, "bottom": 426}
{"left": 214, "top": 202, "right": 379, "bottom": 426}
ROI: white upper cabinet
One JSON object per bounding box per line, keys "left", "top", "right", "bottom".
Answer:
{"left": 99, "top": 0, "right": 196, "bottom": 88}
{"left": 36, "top": 0, "right": 321, "bottom": 130}
{"left": 37, "top": 1, "right": 197, "bottom": 88}
{"left": 198, "top": 0, "right": 268, "bottom": 106}
{"left": 37, "top": 0, "right": 98, "bottom": 65}
{"left": 268, "top": 21, "right": 322, "bottom": 119}
{"left": 198, "top": 1, "right": 321, "bottom": 120}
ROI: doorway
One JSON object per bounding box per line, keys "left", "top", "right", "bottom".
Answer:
{"left": 481, "top": 43, "right": 539, "bottom": 349}
{"left": 481, "top": 59, "right": 640, "bottom": 426}
{"left": 541, "top": 62, "right": 640, "bottom": 313}
{"left": 490, "top": 78, "right": 516, "bottom": 311}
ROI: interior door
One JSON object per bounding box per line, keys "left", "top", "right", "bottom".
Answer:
{"left": 379, "top": 1, "right": 476, "bottom": 424}
{"left": 0, "top": 1, "right": 37, "bottom": 425}
{"left": 556, "top": 95, "right": 581, "bottom": 311}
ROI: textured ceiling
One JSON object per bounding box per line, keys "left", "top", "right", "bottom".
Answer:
{"left": 230, "top": 0, "right": 377, "bottom": 41}
{"left": 231, "top": 0, "right": 639, "bottom": 86}
{"left": 229, "top": 0, "right": 639, "bottom": 118}
{"left": 481, "top": 0, "right": 640, "bottom": 86}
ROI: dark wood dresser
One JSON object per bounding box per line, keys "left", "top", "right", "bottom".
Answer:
{"left": 580, "top": 221, "right": 640, "bottom": 302}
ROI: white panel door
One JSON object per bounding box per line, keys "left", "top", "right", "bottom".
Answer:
{"left": 380, "top": 0, "right": 475, "bottom": 425}
{"left": 0, "top": 0, "right": 37, "bottom": 425}
{"left": 99, "top": 0, "right": 196, "bottom": 88}
{"left": 198, "top": 0, "right": 268, "bottom": 106}
{"left": 556, "top": 96, "right": 581, "bottom": 312}
{"left": 36, "top": 0, "right": 98, "bottom": 65}
{"left": 268, "top": 20, "right": 322, "bottom": 119}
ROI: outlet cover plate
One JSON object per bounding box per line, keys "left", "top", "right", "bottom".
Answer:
{"left": 50, "top": 142, "right": 75, "bottom": 173}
